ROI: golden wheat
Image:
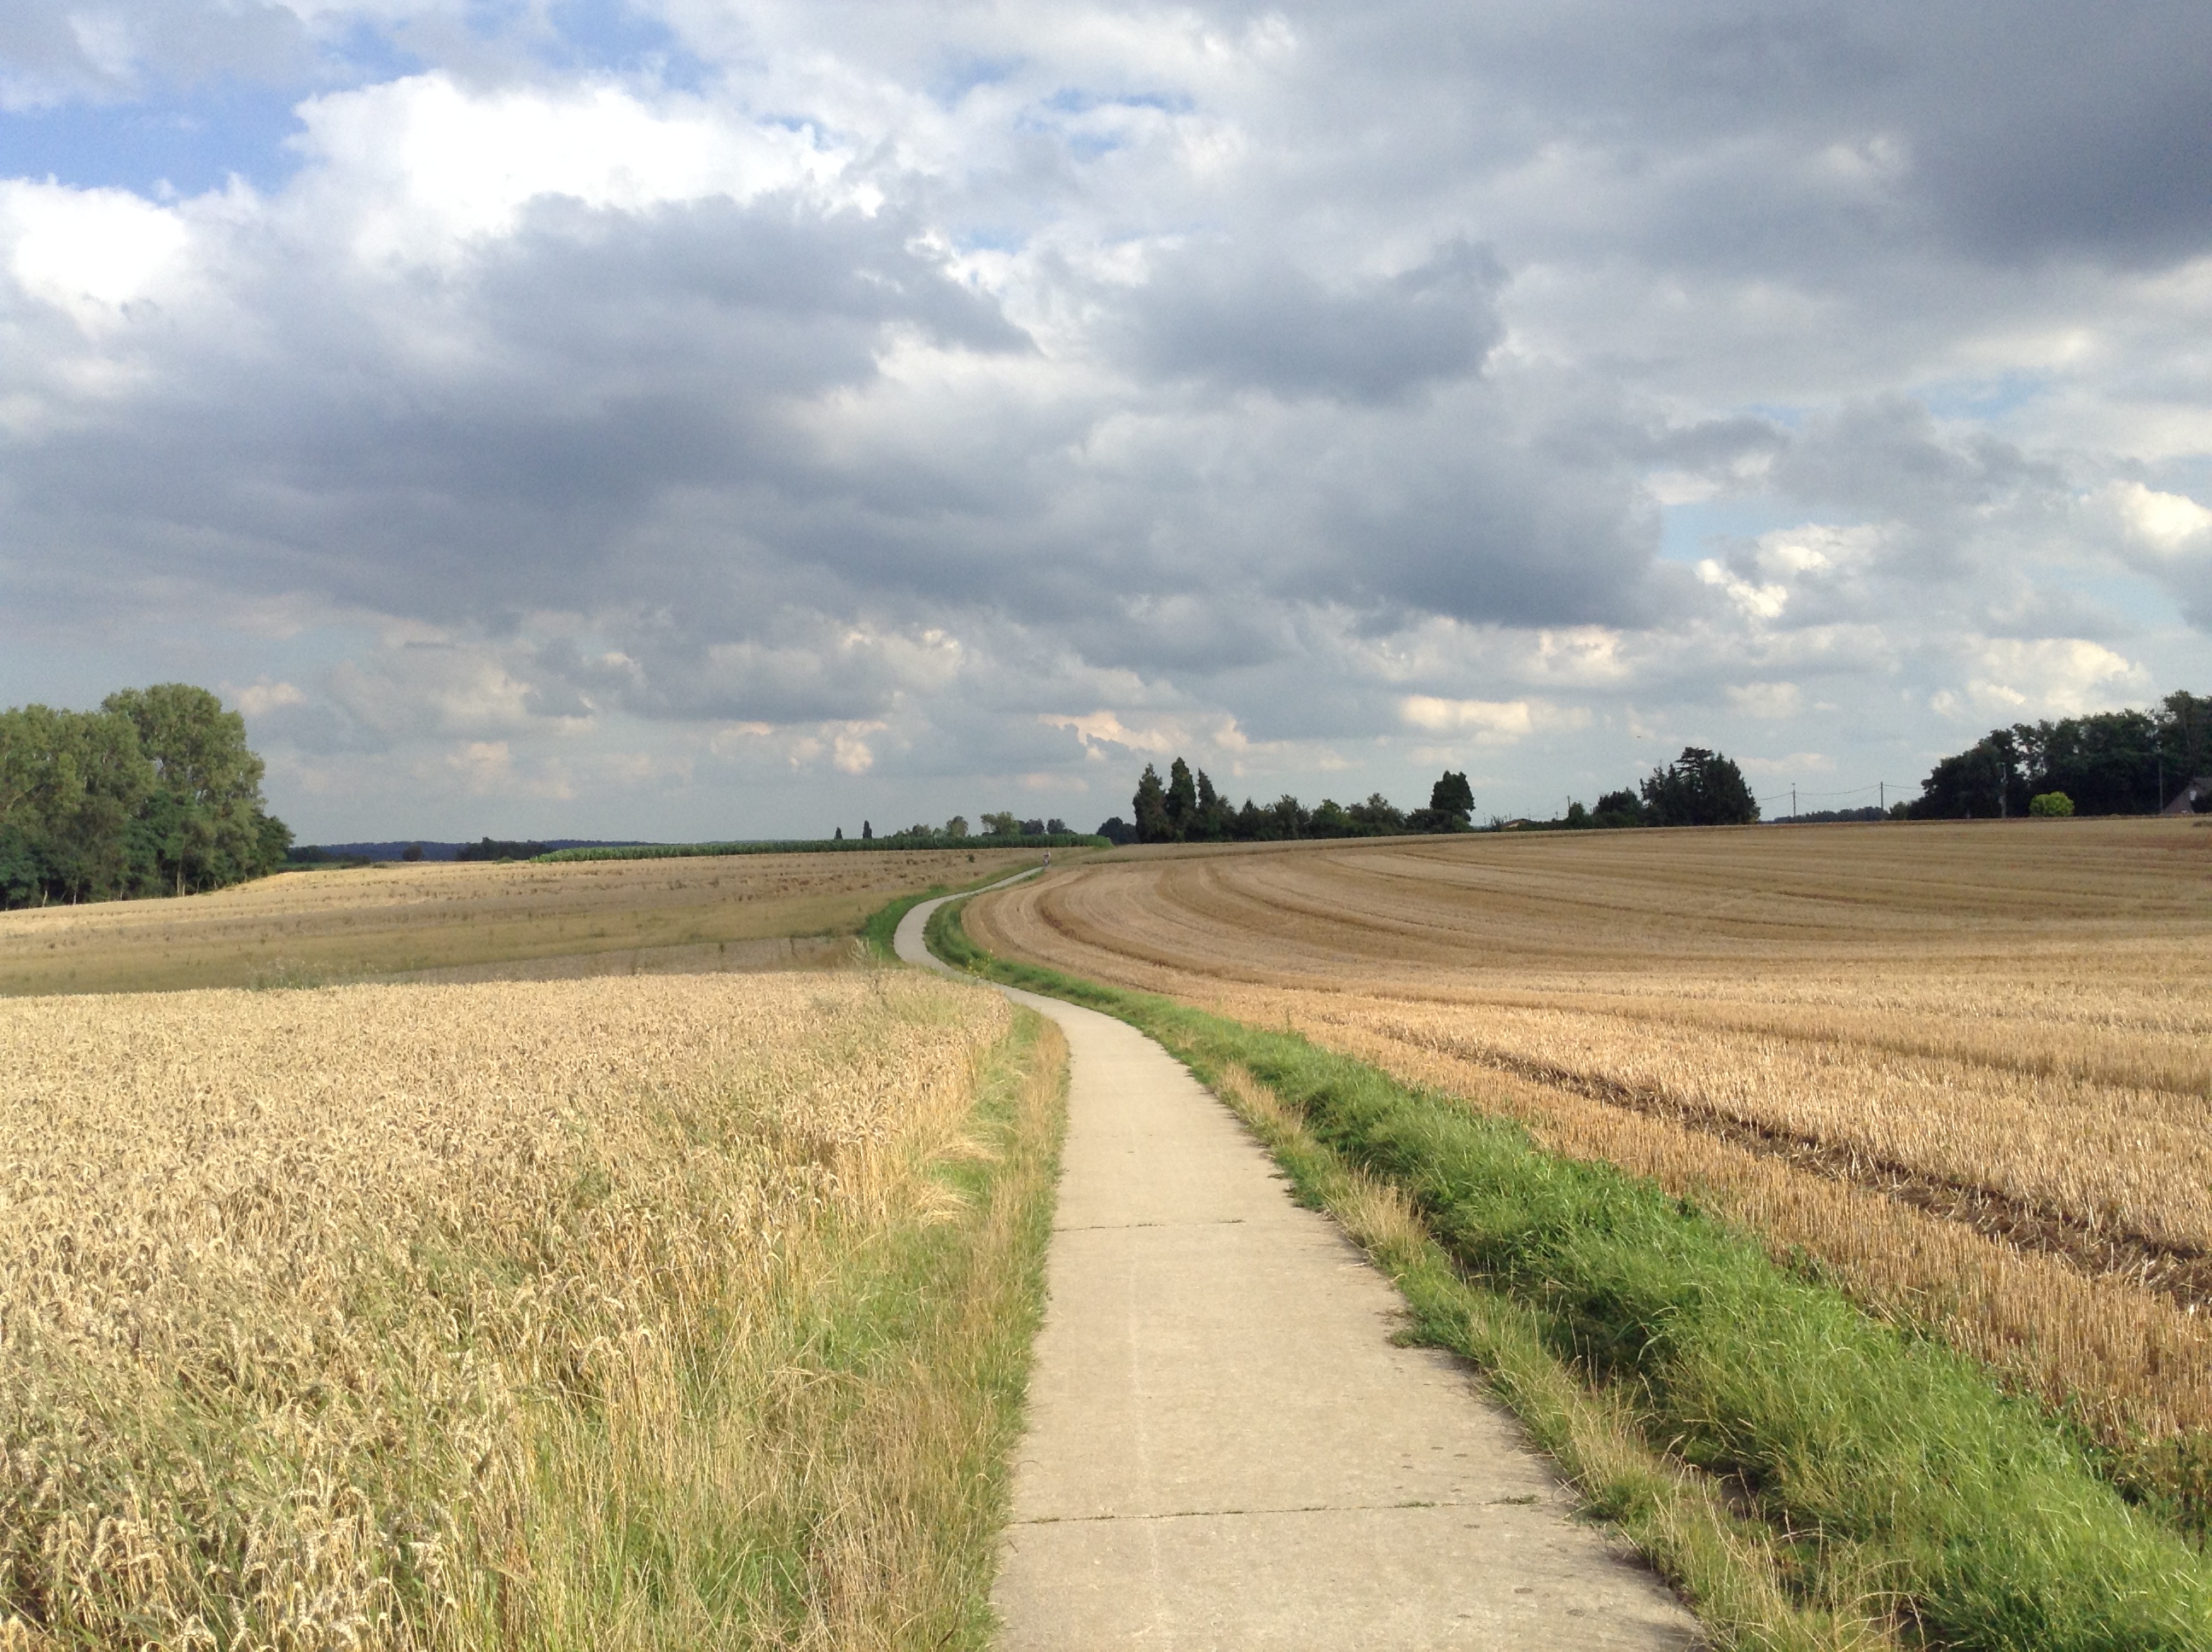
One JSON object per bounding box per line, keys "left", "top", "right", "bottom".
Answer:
{"left": 0, "top": 969, "right": 1017, "bottom": 1649}
{"left": 967, "top": 818, "right": 2212, "bottom": 1448}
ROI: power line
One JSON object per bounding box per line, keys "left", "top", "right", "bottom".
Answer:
{"left": 1752, "top": 781, "right": 1911, "bottom": 819}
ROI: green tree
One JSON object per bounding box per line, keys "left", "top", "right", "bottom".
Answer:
{"left": 1592, "top": 788, "right": 1646, "bottom": 826}
{"left": 1910, "top": 733, "right": 2020, "bottom": 818}
{"left": 105, "top": 683, "right": 289, "bottom": 893}
{"left": 979, "top": 811, "right": 1020, "bottom": 837}
{"left": 1307, "top": 798, "right": 1354, "bottom": 836}
{"left": 1190, "top": 769, "right": 1232, "bottom": 841}
{"left": 1348, "top": 793, "right": 1406, "bottom": 834}
{"left": 1907, "top": 693, "right": 2212, "bottom": 818}
{"left": 1640, "top": 747, "right": 1759, "bottom": 827}
{"left": 1429, "top": 771, "right": 1474, "bottom": 820}
{"left": 0, "top": 704, "right": 154, "bottom": 904}
{"left": 1165, "top": 758, "right": 1197, "bottom": 840}
{"left": 2163, "top": 690, "right": 2212, "bottom": 794}
{"left": 1132, "top": 764, "right": 1172, "bottom": 843}
{"left": 1408, "top": 769, "right": 1474, "bottom": 832}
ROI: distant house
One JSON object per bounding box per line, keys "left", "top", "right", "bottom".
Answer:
{"left": 2165, "top": 777, "right": 2212, "bottom": 815}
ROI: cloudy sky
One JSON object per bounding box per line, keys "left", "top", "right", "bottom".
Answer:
{"left": 4, "top": 1, "right": 2209, "bottom": 840}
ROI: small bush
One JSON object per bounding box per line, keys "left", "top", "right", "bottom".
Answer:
{"left": 2029, "top": 792, "right": 2075, "bottom": 817}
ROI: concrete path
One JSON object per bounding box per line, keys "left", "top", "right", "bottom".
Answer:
{"left": 898, "top": 886, "right": 1701, "bottom": 1649}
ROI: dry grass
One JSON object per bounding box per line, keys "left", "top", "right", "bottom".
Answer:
{"left": 0, "top": 967, "right": 1050, "bottom": 1649}
{"left": 0, "top": 847, "right": 1049, "bottom": 998}
{"left": 969, "top": 818, "right": 2212, "bottom": 1459}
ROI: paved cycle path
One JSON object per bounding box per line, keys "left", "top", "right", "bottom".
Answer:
{"left": 898, "top": 886, "right": 1699, "bottom": 1649}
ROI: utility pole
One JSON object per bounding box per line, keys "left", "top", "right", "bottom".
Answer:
{"left": 1791, "top": 785, "right": 1797, "bottom": 819}
{"left": 1878, "top": 780, "right": 1884, "bottom": 812}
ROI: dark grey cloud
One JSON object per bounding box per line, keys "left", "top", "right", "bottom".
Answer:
{"left": 5, "top": 189, "right": 1033, "bottom": 629}
{"left": 1113, "top": 236, "right": 1503, "bottom": 404}
{"left": 1771, "top": 400, "right": 2052, "bottom": 519}
{"left": 1257, "top": 0, "right": 2212, "bottom": 290}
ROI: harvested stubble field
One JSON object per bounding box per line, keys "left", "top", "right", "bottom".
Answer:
{"left": 0, "top": 968, "right": 1060, "bottom": 1649}
{"left": 968, "top": 818, "right": 2212, "bottom": 1508}
{"left": 0, "top": 846, "right": 1044, "bottom": 997}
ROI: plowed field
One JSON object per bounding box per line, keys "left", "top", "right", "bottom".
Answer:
{"left": 969, "top": 818, "right": 2212, "bottom": 1447}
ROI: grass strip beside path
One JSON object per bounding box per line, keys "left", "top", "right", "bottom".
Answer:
{"left": 928, "top": 899, "right": 2212, "bottom": 1652}
{"left": 509, "top": 1003, "right": 1068, "bottom": 1649}
{"left": 860, "top": 863, "right": 1045, "bottom": 961}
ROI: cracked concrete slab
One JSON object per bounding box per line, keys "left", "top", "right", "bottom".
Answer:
{"left": 898, "top": 885, "right": 1702, "bottom": 1649}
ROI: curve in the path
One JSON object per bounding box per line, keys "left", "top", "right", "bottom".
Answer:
{"left": 896, "top": 886, "right": 1699, "bottom": 1649}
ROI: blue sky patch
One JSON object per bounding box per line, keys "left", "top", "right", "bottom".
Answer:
{"left": 537, "top": 0, "right": 710, "bottom": 86}
{"left": 1656, "top": 497, "right": 1808, "bottom": 563}
{"left": 930, "top": 55, "right": 1025, "bottom": 108}
{"left": 0, "top": 80, "right": 311, "bottom": 197}
{"left": 1916, "top": 371, "right": 2047, "bottom": 423}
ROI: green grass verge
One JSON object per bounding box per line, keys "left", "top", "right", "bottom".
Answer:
{"left": 860, "top": 864, "right": 1043, "bottom": 961}
{"left": 539, "top": 834, "right": 1104, "bottom": 863}
{"left": 926, "top": 898, "right": 2212, "bottom": 1651}
{"left": 508, "top": 1003, "right": 1068, "bottom": 1649}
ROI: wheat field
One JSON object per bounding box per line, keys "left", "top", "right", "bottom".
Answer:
{"left": 0, "top": 968, "right": 1042, "bottom": 1649}
{"left": 969, "top": 818, "right": 2212, "bottom": 1455}
{"left": 0, "top": 847, "right": 1044, "bottom": 997}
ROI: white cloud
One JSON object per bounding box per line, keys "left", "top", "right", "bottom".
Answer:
{"left": 2106, "top": 480, "right": 2212, "bottom": 555}
{"left": 1696, "top": 557, "right": 1789, "bottom": 620}
{"left": 232, "top": 678, "right": 306, "bottom": 717}
{"left": 1043, "top": 710, "right": 1179, "bottom": 755}
{"left": 1939, "top": 637, "right": 2150, "bottom": 720}
{"left": 289, "top": 73, "right": 858, "bottom": 268}
{"left": 1399, "top": 695, "right": 1591, "bottom": 742}
{"left": 831, "top": 724, "right": 885, "bottom": 774}
{"left": 0, "top": 177, "right": 189, "bottom": 326}
{"left": 1727, "top": 681, "right": 1802, "bottom": 719}
{"left": 1739, "top": 751, "right": 1837, "bottom": 777}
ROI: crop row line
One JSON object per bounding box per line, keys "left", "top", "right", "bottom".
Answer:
{"left": 1358, "top": 1021, "right": 2212, "bottom": 1314}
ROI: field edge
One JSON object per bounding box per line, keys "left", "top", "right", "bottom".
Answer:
{"left": 925, "top": 895, "right": 2212, "bottom": 1652}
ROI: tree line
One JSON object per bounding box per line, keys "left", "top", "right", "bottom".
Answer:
{"left": 1099, "top": 746, "right": 1766, "bottom": 844}
{"left": 864, "top": 814, "right": 1074, "bottom": 841}
{"left": 1098, "top": 759, "right": 1478, "bottom": 843}
{"left": 0, "top": 685, "right": 292, "bottom": 908}
{"left": 1906, "top": 689, "right": 2212, "bottom": 818}
{"left": 1555, "top": 747, "right": 1761, "bottom": 829}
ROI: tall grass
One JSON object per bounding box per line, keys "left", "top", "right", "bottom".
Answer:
{"left": 0, "top": 970, "right": 1065, "bottom": 1649}
{"left": 932, "top": 899, "right": 2212, "bottom": 1650}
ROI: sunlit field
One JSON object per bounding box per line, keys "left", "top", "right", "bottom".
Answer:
{"left": 969, "top": 818, "right": 2212, "bottom": 1461}
{"left": 0, "top": 969, "right": 1062, "bottom": 1649}
{"left": 0, "top": 846, "right": 1046, "bottom": 996}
